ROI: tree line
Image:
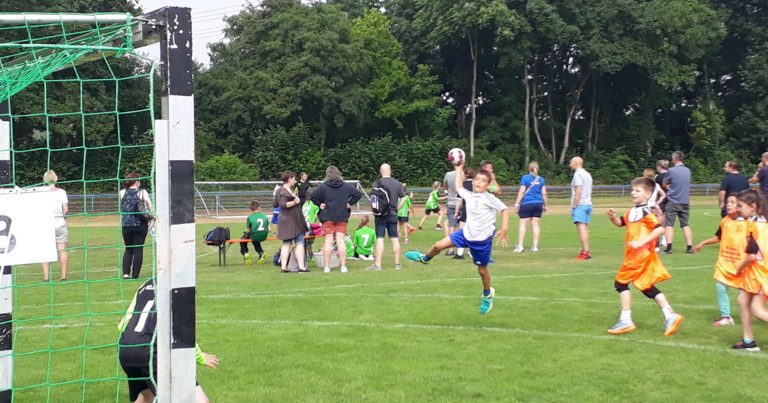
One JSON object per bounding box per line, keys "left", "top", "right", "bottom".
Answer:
{"left": 3, "top": 0, "right": 767, "bottom": 187}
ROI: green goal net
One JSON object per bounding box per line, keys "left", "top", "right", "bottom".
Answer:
{"left": 0, "top": 13, "right": 158, "bottom": 402}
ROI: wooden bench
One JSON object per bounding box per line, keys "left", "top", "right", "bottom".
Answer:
{"left": 205, "top": 234, "right": 316, "bottom": 267}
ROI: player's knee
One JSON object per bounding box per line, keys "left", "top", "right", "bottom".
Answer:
{"left": 641, "top": 286, "right": 661, "bottom": 299}
{"left": 614, "top": 281, "right": 629, "bottom": 293}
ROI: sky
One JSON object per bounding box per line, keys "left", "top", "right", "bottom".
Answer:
{"left": 136, "top": 0, "right": 249, "bottom": 65}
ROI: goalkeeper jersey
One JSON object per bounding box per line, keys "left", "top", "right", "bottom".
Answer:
{"left": 118, "top": 279, "right": 156, "bottom": 347}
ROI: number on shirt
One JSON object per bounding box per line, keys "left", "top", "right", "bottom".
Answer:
{"left": 361, "top": 234, "right": 370, "bottom": 247}
{"left": 134, "top": 299, "right": 155, "bottom": 333}
{"left": 256, "top": 218, "right": 266, "bottom": 231}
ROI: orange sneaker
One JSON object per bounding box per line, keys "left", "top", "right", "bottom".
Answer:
{"left": 663, "top": 313, "right": 684, "bottom": 336}
{"left": 607, "top": 319, "right": 636, "bottom": 335}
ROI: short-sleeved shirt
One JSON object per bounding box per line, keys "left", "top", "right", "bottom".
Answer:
{"left": 377, "top": 177, "right": 405, "bottom": 214}
{"left": 397, "top": 195, "right": 412, "bottom": 217}
{"left": 571, "top": 168, "right": 592, "bottom": 206}
{"left": 246, "top": 212, "right": 269, "bottom": 242}
{"left": 615, "top": 206, "right": 670, "bottom": 290}
{"left": 519, "top": 174, "right": 545, "bottom": 205}
{"left": 457, "top": 187, "right": 507, "bottom": 241}
{"left": 444, "top": 171, "right": 458, "bottom": 206}
{"left": 425, "top": 190, "right": 440, "bottom": 210}
{"left": 302, "top": 201, "right": 320, "bottom": 224}
{"left": 296, "top": 180, "right": 314, "bottom": 199}
{"left": 712, "top": 216, "right": 748, "bottom": 288}
{"left": 354, "top": 226, "right": 376, "bottom": 255}
{"left": 719, "top": 172, "right": 749, "bottom": 198}
{"left": 51, "top": 188, "right": 68, "bottom": 227}
{"left": 757, "top": 167, "right": 768, "bottom": 197}
{"left": 664, "top": 163, "right": 691, "bottom": 204}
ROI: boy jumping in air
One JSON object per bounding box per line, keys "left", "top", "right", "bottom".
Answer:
{"left": 406, "top": 161, "right": 509, "bottom": 314}
{"left": 606, "top": 177, "right": 684, "bottom": 336}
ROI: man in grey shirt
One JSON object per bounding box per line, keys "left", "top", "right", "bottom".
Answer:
{"left": 443, "top": 170, "right": 459, "bottom": 256}
{"left": 570, "top": 157, "right": 593, "bottom": 260}
{"left": 662, "top": 151, "right": 693, "bottom": 253}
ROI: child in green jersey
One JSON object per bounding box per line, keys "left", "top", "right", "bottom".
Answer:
{"left": 302, "top": 187, "right": 321, "bottom": 235}
{"left": 398, "top": 185, "right": 417, "bottom": 244}
{"left": 353, "top": 215, "right": 376, "bottom": 260}
{"left": 418, "top": 181, "right": 446, "bottom": 231}
{"left": 242, "top": 200, "right": 270, "bottom": 265}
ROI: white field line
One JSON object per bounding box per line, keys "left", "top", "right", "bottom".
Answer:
{"left": 202, "top": 265, "right": 712, "bottom": 299}
{"left": 198, "top": 318, "right": 768, "bottom": 360}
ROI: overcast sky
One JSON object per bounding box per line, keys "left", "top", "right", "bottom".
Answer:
{"left": 136, "top": 0, "right": 248, "bottom": 65}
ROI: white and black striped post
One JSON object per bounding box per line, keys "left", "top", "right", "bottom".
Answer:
{"left": 147, "top": 6, "right": 197, "bottom": 402}
{"left": 0, "top": 99, "right": 12, "bottom": 402}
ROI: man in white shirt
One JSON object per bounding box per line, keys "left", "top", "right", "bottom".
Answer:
{"left": 570, "top": 157, "right": 593, "bottom": 260}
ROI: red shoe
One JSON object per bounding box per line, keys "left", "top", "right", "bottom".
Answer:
{"left": 576, "top": 251, "right": 592, "bottom": 260}
{"left": 408, "top": 227, "right": 416, "bottom": 235}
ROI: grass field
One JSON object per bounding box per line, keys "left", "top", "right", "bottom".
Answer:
{"left": 9, "top": 197, "right": 768, "bottom": 402}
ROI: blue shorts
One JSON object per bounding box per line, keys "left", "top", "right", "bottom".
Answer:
{"left": 375, "top": 214, "right": 398, "bottom": 239}
{"left": 518, "top": 203, "right": 543, "bottom": 219}
{"left": 271, "top": 210, "right": 280, "bottom": 225}
{"left": 571, "top": 205, "right": 592, "bottom": 224}
{"left": 450, "top": 230, "right": 493, "bottom": 267}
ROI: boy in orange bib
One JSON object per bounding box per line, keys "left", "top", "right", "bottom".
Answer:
{"left": 606, "top": 177, "right": 684, "bottom": 336}
{"left": 693, "top": 194, "right": 746, "bottom": 326}
{"left": 731, "top": 189, "right": 768, "bottom": 351}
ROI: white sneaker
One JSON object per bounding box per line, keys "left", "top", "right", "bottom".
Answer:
{"left": 513, "top": 245, "right": 524, "bottom": 253}
{"left": 531, "top": 246, "right": 539, "bottom": 252}
{"left": 340, "top": 266, "right": 349, "bottom": 273}
{"left": 323, "top": 267, "right": 331, "bottom": 273}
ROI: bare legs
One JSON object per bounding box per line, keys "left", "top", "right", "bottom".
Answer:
{"left": 41, "top": 241, "right": 68, "bottom": 281}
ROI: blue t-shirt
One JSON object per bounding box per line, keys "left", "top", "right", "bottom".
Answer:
{"left": 519, "top": 174, "right": 545, "bottom": 205}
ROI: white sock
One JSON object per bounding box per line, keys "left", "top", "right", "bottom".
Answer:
{"left": 661, "top": 305, "right": 674, "bottom": 320}
{"left": 620, "top": 309, "right": 632, "bottom": 322}
{"left": 456, "top": 247, "right": 464, "bottom": 256}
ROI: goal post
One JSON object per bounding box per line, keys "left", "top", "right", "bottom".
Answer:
{"left": 0, "top": 8, "right": 196, "bottom": 402}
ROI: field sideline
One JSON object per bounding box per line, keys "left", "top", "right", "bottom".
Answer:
{"left": 10, "top": 197, "right": 768, "bottom": 402}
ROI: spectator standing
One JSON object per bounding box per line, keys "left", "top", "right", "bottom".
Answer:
{"left": 719, "top": 161, "right": 749, "bottom": 217}
{"left": 311, "top": 166, "right": 362, "bottom": 273}
{"left": 274, "top": 171, "right": 309, "bottom": 273}
{"left": 662, "top": 151, "right": 694, "bottom": 254}
{"left": 369, "top": 163, "right": 405, "bottom": 271}
{"left": 749, "top": 152, "right": 768, "bottom": 198}
{"left": 513, "top": 161, "right": 548, "bottom": 253}
{"left": 654, "top": 160, "right": 670, "bottom": 248}
{"left": 296, "top": 172, "right": 315, "bottom": 206}
{"left": 41, "top": 170, "right": 69, "bottom": 282}
{"left": 120, "top": 172, "right": 152, "bottom": 279}
{"left": 570, "top": 157, "right": 593, "bottom": 260}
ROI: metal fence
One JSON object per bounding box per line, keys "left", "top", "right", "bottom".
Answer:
{"left": 66, "top": 183, "right": 726, "bottom": 216}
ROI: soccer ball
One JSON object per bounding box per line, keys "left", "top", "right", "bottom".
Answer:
{"left": 447, "top": 148, "right": 465, "bottom": 166}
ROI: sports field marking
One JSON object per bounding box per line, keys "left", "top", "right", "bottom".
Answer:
{"left": 202, "top": 265, "right": 711, "bottom": 299}
{"left": 198, "top": 318, "right": 768, "bottom": 360}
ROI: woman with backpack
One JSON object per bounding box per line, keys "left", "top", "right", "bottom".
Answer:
{"left": 512, "top": 161, "right": 548, "bottom": 253}
{"left": 120, "top": 172, "right": 153, "bottom": 279}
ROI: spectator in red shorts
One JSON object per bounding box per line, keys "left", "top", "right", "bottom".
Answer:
{"left": 311, "top": 166, "right": 363, "bottom": 273}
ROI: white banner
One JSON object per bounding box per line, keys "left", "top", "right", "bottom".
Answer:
{"left": 0, "top": 187, "right": 57, "bottom": 266}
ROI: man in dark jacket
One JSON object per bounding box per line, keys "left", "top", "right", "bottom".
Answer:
{"left": 311, "top": 166, "right": 363, "bottom": 273}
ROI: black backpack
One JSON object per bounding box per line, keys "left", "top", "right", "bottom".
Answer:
{"left": 370, "top": 179, "right": 391, "bottom": 216}
{"left": 204, "top": 227, "right": 230, "bottom": 245}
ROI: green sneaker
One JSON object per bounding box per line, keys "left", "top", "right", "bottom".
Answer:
{"left": 244, "top": 253, "right": 252, "bottom": 265}
{"left": 256, "top": 253, "right": 266, "bottom": 265}
{"left": 405, "top": 250, "right": 430, "bottom": 264}
{"left": 479, "top": 287, "right": 495, "bottom": 314}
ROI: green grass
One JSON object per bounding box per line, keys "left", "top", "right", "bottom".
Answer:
{"left": 10, "top": 199, "right": 768, "bottom": 402}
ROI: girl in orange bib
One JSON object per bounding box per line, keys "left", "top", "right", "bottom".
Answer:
{"left": 731, "top": 189, "right": 768, "bottom": 351}
{"left": 693, "top": 194, "right": 747, "bottom": 326}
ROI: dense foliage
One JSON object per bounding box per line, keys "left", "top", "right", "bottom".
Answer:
{"left": 3, "top": 0, "right": 767, "bottom": 185}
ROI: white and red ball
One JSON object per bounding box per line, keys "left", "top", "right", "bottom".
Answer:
{"left": 447, "top": 148, "right": 465, "bottom": 165}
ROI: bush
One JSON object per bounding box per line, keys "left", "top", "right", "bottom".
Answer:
{"left": 197, "top": 153, "right": 255, "bottom": 181}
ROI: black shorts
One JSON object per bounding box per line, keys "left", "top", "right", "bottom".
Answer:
{"left": 398, "top": 216, "right": 409, "bottom": 223}
{"left": 375, "top": 214, "right": 398, "bottom": 238}
{"left": 424, "top": 208, "right": 440, "bottom": 215}
{"left": 119, "top": 346, "right": 155, "bottom": 401}
{"left": 518, "top": 203, "right": 543, "bottom": 219}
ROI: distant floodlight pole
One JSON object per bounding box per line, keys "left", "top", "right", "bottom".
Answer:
{"left": 145, "top": 6, "right": 197, "bottom": 403}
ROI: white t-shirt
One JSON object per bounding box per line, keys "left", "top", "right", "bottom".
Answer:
{"left": 52, "top": 188, "right": 68, "bottom": 227}
{"left": 457, "top": 187, "right": 508, "bottom": 241}
{"left": 571, "top": 168, "right": 593, "bottom": 206}
{"left": 648, "top": 183, "right": 662, "bottom": 208}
